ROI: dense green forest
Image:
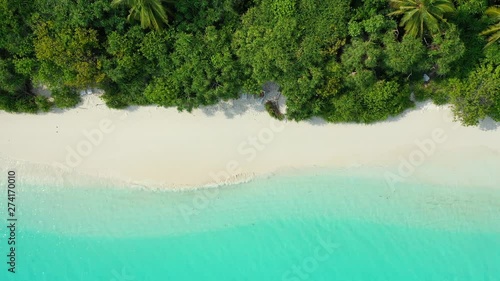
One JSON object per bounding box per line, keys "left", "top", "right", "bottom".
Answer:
{"left": 0, "top": 0, "right": 499, "bottom": 126}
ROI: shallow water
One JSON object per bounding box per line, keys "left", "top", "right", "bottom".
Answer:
{"left": 1, "top": 170, "right": 500, "bottom": 281}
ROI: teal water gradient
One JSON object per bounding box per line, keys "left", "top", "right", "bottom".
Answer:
{"left": 1, "top": 170, "right": 500, "bottom": 281}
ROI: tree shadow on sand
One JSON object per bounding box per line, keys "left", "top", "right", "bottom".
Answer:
{"left": 199, "top": 95, "right": 267, "bottom": 118}
{"left": 199, "top": 82, "right": 283, "bottom": 118}
{"left": 479, "top": 117, "right": 499, "bottom": 131}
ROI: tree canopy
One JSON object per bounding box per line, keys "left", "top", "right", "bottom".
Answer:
{"left": 0, "top": 0, "right": 498, "bottom": 126}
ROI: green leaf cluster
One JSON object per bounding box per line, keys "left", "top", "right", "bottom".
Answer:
{"left": 0, "top": 0, "right": 498, "bottom": 125}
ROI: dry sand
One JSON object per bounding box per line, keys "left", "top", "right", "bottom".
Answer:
{"left": 1, "top": 92, "right": 499, "bottom": 189}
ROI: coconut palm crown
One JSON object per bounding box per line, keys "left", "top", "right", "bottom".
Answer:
{"left": 481, "top": 6, "right": 500, "bottom": 47}
{"left": 111, "top": 0, "right": 170, "bottom": 30}
{"left": 388, "top": 0, "right": 456, "bottom": 38}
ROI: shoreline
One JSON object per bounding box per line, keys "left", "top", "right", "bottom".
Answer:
{"left": 1, "top": 94, "right": 500, "bottom": 190}
{"left": 11, "top": 158, "right": 500, "bottom": 238}
{"left": 2, "top": 150, "right": 499, "bottom": 191}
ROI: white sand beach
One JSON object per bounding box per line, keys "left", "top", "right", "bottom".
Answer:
{"left": 1, "top": 92, "right": 500, "bottom": 189}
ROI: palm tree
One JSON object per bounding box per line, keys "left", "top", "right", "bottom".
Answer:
{"left": 388, "top": 0, "right": 456, "bottom": 38}
{"left": 481, "top": 6, "right": 500, "bottom": 47}
{"left": 111, "top": 0, "right": 172, "bottom": 31}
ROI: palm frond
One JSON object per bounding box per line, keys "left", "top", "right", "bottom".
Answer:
{"left": 481, "top": 6, "right": 500, "bottom": 47}
{"left": 111, "top": 0, "right": 171, "bottom": 30}
{"left": 388, "top": 0, "right": 455, "bottom": 38}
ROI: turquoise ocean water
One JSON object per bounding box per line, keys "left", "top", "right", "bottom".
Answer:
{"left": 1, "top": 170, "right": 500, "bottom": 281}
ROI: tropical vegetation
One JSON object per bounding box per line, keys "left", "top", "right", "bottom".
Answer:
{"left": 0, "top": 0, "right": 499, "bottom": 126}
{"left": 111, "top": 0, "right": 172, "bottom": 30}
{"left": 481, "top": 6, "right": 500, "bottom": 47}
{"left": 388, "top": 0, "right": 456, "bottom": 38}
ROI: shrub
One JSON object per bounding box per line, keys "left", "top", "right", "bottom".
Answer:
{"left": 265, "top": 100, "right": 285, "bottom": 120}
{"left": 14, "top": 97, "right": 38, "bottom": 113}
{"left": 0, "top": 92, "right": 39, "bottom": 113}
{"left": 35, "top": 95, "right": 53, "bottom": 112}
{"left": 52, "top": 87, "right": 81, "bottom": 108}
